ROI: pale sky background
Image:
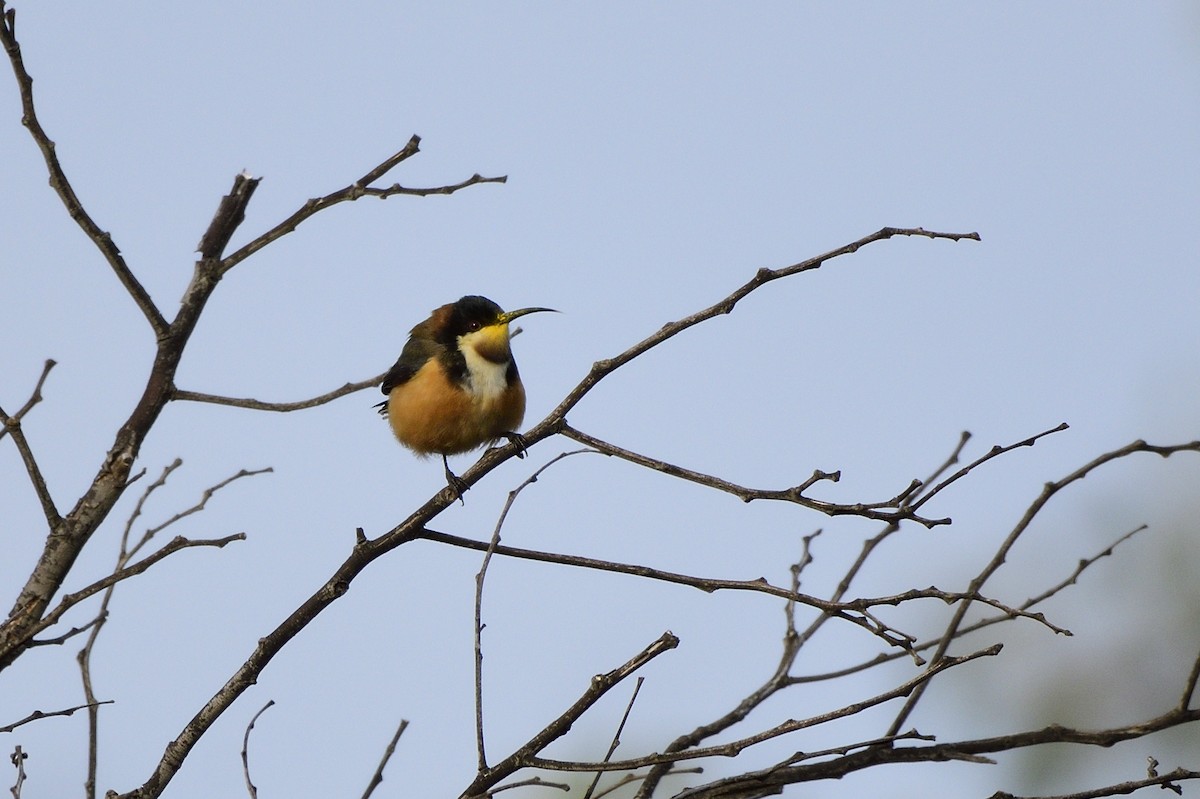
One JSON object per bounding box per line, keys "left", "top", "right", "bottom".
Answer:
{"left": 2, "top": 4, "right": 1199, "bottom": 798}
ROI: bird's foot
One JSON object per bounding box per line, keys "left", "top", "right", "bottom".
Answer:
{"left": 500, "top": 431, "right": 529, "bottom": 458}
{"left": 443, "top": 457, "right": 469, "bottom": 505}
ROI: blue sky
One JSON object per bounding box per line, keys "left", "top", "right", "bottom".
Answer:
{"left": 2, "top": 4, "right": 1199, "bottom": 798}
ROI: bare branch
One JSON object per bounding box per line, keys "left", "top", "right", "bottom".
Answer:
{"left": 360, "top": 719, "right": 409, "bottom": 799}
{"left": 592, "top": 769, "right": 705, "bottom": 799}
{"left": 461, "top": 632, "right": 680, "bottom": 798}
{"left": 1180, "top": 646, "right": 1200, "bottom": 713}
{"left": 537, "top": 644, "right": 1002, "bottom": 776}
{"left": 24, "top": 534, "right": 246, "bottom": 647}
{"left": 173, "top": 376, "right": 385, "bottom": 413}
{"left": 241, "top": 700, "right": 274, "bottom": 799}
{"left": 911, "top": 422, "right": 1070, "bottom": 512}
{"left": 785, "top": 430, "right": 977, "bottom": 658}
{"left": 0, "top": 701, "right": 113, "bottom": 734}
{"left": 476, "top": 451, "right": 597, "bottom": 769}
{"left": 638, "top": 539, "right": 852, "bottom": 798}
{"left": 987, "top": 767, "right": 1200, "bottom": 799}
{"left": 0, "top": 359, "right": 55, "bottom": 443}
{"left": 360, "top": 172, "right": 507, "bottom": 200}
{"left": 118, "top": 460, "right": 183, "bottom": 563}
{"left": 791, "top": 524, "right": 1150, "bottom": 685}
{"left": 355, "top": 138, "right": 423, "bottom": 186}
{"left": 75, "top": 462, "right": 258, "bottom": 799}
{"left": 583, "top": 678, "right": 645, "bottom": 799}
{"left": 136, "top": 467, "right": 271, "bottom": 553}
{"left": 784, "top": 729, "right": 936, "bottom": 764}
{"left": 844, "top": 587, "right": 1071, "bottom": 636}
{"left": 28, "top": 616, "right": 102, "bottom": 648}
{"left": 908, "top": 430, "right": 973, "bottom": 503}
{"left": 9, "top": 745, "right": 26, "bottom": 799}
{"left": 666, "top": 706, "right": 1200, "bottom": 799}
{"left": 504, "top": 227, "right": 980, "bottom": 472}
{"left": 0, "top": 8, "right": 167, "bottom": 335}
{"left": 0, "top": 402, "right": 60, "bottom": 528}
{"left": 197, "top": 172, "right": 261, "bottom": 260}
{"left": 0, "top": 358, "right": 63, "bottom": 527}
{"left": 888, "top": 438, "right": 1200, "bottom": 736}
{"left": 419, "top": 527, "right": 1045, "bottom": 656}
{"left": 487, "top": 776, "right": 571, "bottom": 795}
{"left": 218, "top": 135, "right": 506, "bottom": 275}
{"left": 560, "top": 424, "right": 950, "bottom": 528}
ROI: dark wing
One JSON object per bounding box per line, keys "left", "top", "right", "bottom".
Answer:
{"left": 375, "top": 335, "right": 441, "bottom": 416}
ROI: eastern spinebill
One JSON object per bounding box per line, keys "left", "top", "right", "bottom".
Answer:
{"left": 377, "top": 295, "right": 556, "bottom": 499}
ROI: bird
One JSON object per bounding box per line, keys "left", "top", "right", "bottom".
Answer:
{"left": 377, "top": 295, "right": 556, "bottom": 500}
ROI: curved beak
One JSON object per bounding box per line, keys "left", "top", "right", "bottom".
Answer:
{"left": 499, "top": 306, "right": 558, "bottom": 323}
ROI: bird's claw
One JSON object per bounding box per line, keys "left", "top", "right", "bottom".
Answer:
{"left": 502, "top": 431, "right": 530, "bottom": 459}
{"left": 442, "top": 456, "right": 469, "bottom": 505}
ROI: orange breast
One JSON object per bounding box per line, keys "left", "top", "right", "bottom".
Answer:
{"left": 387, "top": 359, "right": 526, "bottom": 455}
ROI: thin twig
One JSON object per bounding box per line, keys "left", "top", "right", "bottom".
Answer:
{"left": 119, "top": 460, "right": 184, "bottom": 563}
{"left": 173, "top": 375, "right": 385, "bottom": 413}
{"left": 137, "top": 467, "right": 272, "bottom": 551}
{"left": 592, "top": 769, "right": 704, "bottom": 799}
{"left": 218, "top": 135, "right": 506, "bottom": 276}
{"left": 475, "top": 450, "right": 597, "bottom": 770}
{"left": 28, "top": 615, "right": 103, "bottom": 647}
{"left": 461, "top": 632, "right": 680, "bottom": 798}
{"left": 71, "top": 530, "right": 245, "bottom": 799}
{"left": 9, "top": 745, "right": 26, "bottom": 799}
{"left": 560, "top": 424, "right": 950, "bottom": 528}
{"left": 583, "top": 678, "right": 645, "bottom": 799}
{"left": 419, "top": 527, "right": 1043, "bottom": 654}
{"left": 906, "top": 430, "right": 973, "bottom": 505}
{"left": 355, "top": 139, "right": 423, "bottom": 187}
{"left": 21, "top": 534, "right": 246, "bottom": 647}
{"left": 635, "top": 540, "right": 827, "bottom": 798}
{"left": 790, "top": 525, "right": 1150, "bottom": 685}
{"left": 781, "top": 427, "right": 972, "bottom": 685}
{"left": 72, "top": 464, "right": 260, "bottom": 799}
{"left": 783, "top": 729, "right": 936, "bottom": 764}
{"left": 505, "top": 227, "right": 980, "bottom": 469}
{"left": 987, "top": 767, "right": 1200, "bottom": 799}
{"left": 360, "top": 719, "right": 409, "bottom": 799}
{"left": 241, "top": 701, "right": 275, "bottom": 799}
{"left": 0, "top": 701, "right": 113, "bottom": 734}
{"left": 487, "top": 776, "right": 571, "bottom": 795}
{"left": 887, "top": 438, "right": 1200, "bottom": 737}
{"left": 536, "top": 644, "right": 1002, "bottom": 775}
{"left": 911, "top": 422, "right": 1070, "bottom": 512}
{"left": 785, "top": 429, "right": 975, "bottom": 660}
{"left": 1180, "top": 646, "right": 1200, "bottom": 713}
{"left": 0, "top": 401, "right": 60, "bottom": 527}
{"left": 0, "top": 7, "right": 166, "bottom": 334}
{"left": 0, "top": 359, "right": 55, "bottom": 442}
{"left": 666, "top": 705, "right": 1200, "bottom": 798}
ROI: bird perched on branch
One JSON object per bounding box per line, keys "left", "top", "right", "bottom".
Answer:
{"left": 377, "top": 295, "right": 556, "bottom": 500}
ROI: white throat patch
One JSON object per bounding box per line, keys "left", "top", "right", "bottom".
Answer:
{"left": 459, "top": 337, "right": 511, "bottom": 402}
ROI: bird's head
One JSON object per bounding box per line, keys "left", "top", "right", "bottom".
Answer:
{"left": 427, "top": 295, "right": 556, "bottom": 363}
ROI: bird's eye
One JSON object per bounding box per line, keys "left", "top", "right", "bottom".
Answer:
{"left": 467, "top": 321, "right": 482, "bottom": 331}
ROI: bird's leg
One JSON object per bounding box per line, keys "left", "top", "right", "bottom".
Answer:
{"left": 500, "top": 431, "right": 529, "bottom": 458}
{"left": 442, "top": 454, "right": 469, "bottom": 504}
